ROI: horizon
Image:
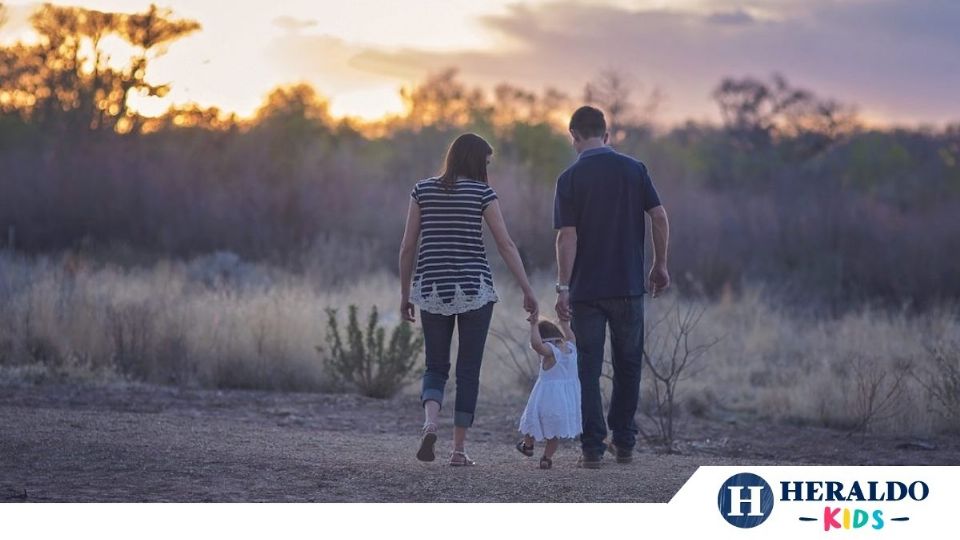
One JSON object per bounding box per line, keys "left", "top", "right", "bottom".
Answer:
{"left": 1, "top": 0, "right": 959, "bottom": 129}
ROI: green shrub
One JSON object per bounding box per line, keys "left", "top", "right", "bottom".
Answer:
{"left": 321, "top": 305, "right": 423, "bottom": 398}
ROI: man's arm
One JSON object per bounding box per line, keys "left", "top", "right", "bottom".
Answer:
{"left": 647, "top": 205, "right": 670, "bottom": 296}
{"left": 555, "top": 226, "right": 577, "bottom": 320}
{"left": 558, "top": 318, "right": 576, "bottom": 344}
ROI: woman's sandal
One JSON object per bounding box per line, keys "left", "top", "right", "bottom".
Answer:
{"left": 515, "top": 440, "right": 534, "bottom": 457}
{"left": 539, "top": 456, "right": 553, "bottom": 470}
{"left": 416, "top": 423, "right": 438, "bottom": 462}
{"left": 449, "top": 450, "right": 476, "bottom": 467}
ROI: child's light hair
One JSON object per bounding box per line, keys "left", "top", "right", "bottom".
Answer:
{"left": 537, "top": 319, "right": 564, "bottom": 341}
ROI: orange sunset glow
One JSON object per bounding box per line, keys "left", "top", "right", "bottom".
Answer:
{"left": 2, "top": 0, "right": 958, "bottom": 126}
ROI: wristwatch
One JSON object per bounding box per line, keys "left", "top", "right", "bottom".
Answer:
{"left": 555, "top": 283, "right": 570, "bottom": 293}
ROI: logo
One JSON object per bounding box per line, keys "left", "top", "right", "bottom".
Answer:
{"left": 716, "top": 473, "right": 929, "bottom": 531}
{"left": 783, "top": 480, "right": 927, "bottom": 531}
{"left": 717, "top": 472, "right": 775, "bottom": 528}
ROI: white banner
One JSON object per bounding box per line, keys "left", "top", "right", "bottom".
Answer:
{"left": 1, "top": 466, "right": 955, "bottom": 539}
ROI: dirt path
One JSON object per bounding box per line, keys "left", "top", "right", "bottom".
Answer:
{"left": 1, "top": 383, "right": 956, "bottom": 502}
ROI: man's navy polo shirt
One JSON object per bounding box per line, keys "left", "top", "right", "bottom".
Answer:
{"left": 553, "top": 146, "right": 662, "bottom": 302}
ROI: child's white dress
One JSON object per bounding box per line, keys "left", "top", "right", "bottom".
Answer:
{"left": 519, "top": 340, "right": 582, "bottom": 441}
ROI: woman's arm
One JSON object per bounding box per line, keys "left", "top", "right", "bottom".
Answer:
{"left": 483, "top": 200, "right": 538, "bottom": 317}
{"left": 529, "top": 319, "right": 556, "bottom": 370}
{"left": 398, "top": 198, "right": 421, "bottom": 322}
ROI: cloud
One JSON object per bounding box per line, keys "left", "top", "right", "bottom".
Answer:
{"left": 265, "top": 33, "right": 408, "bottom": 94}
{"left": 707, "top": 9, "right": 756, "bottom": 26}
{"left": 272, "top": 15, "right": 318, "bottom": 33}
{"left": 296, "top": 0, "right": 960, "bottom": 125}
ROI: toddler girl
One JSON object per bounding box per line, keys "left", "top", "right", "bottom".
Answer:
{"left": 516, "top": 316, "right": 582, "bottom": 469}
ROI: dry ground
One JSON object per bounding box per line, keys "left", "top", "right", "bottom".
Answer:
{"left": 1, "top": 383, "right": 957, "bottom": 503}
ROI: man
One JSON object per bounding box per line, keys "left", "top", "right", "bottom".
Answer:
{"left": 554, "top": 106, "right": 670, "bottom": 468}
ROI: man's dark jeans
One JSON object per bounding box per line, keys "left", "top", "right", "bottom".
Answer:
{"left": 419, "top": 302, "right": 494, "bottom": 428}
{"left": 572, "top": 296, "right": 644, "bottom": 458}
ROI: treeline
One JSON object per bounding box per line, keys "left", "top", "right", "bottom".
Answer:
{"left": 1, "top": 3, "right": 959, "bottom": 310}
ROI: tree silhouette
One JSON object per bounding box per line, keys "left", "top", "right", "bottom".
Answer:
{"left": 399, "top": 68, "right": 489, "bottom": 129}
{"left": 0, "top": 3, "right": 200, "bottom": 134}
{"left": 712, "top": 73, "right": 858, "bottom": 158}
{"left": 584, "top": 70, "right": 661, "bottom": 142}
{"left": 255, "top": 84, "right": 331, "bottom": 129}
{"left": 146, "top": 103, "right": 237, "bottom": 132}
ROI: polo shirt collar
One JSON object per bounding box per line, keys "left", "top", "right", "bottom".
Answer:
{"left": 578, "top": 146, "right": 615, "bottom": 160}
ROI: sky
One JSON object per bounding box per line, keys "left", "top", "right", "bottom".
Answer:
{"left": 1, "top": 0, "right": 958, "bottom": 126}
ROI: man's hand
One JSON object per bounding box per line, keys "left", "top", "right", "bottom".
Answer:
{"left": 555, "top": 291, "right": 572, "bottom": 321}
{"left": 648, "top": 263, "right": 670, "bottom": 298}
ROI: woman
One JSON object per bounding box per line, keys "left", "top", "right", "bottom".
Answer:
{"left": 398, "top": 133, "right": 538, "bottom": 466}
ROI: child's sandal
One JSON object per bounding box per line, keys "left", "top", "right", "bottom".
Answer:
{"left": 449, "top": 450, "right": 476, "bottom": 467}
{"left": 515, "top": 440, "right": 534, "bottom": 457}
{"left": 539, "top": 456, "right": 552, "bottom": 470}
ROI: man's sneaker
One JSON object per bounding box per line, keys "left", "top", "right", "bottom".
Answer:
{"left": 606, "top": 441, "right": 634, "bottom": 464}
{"left": 576, "top": 453, "right": 603, "bottom": 469}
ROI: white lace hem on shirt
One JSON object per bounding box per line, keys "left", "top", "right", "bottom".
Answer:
{"left": 410, "top": 278, "right": 499, "bottom": 316}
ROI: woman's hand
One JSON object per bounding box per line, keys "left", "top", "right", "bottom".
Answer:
{"left": 401, "top": 298, "right": 416, "bottom": 323}
{"left": 523, "top": 289, "right": 539, "bottom": 320}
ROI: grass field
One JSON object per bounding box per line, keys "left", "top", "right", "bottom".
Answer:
{"left": 1, "top": 251, "right": 957, "bottom": 438}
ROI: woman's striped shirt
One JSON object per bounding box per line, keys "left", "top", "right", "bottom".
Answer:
{"left": 409, "top": 177, "right": 500, "bottom": 316}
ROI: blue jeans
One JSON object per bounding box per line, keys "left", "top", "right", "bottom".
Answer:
{"left": 572, "top": 296, "right": 644, "bottom": 458}
{"left": 419, "top": 302, "right": 494, "bottom": 428}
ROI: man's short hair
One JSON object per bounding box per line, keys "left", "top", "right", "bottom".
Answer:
{"left": 569, "top": 106, "right": 606, "bottom": 139}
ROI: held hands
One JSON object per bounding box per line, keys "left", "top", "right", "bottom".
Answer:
{"left": 523, "top": 289, "right": 539, "bottom": 321}
{"left": 648, "top": 263, "right": 671, "bottom": 298}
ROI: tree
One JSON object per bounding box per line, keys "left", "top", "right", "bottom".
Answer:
{"left": 254, "top": 84, "right": 331, "bottom": 128}
{"left": 145, "top": 103, "right": 238, "bottom": 132}
{"left": 398, "top": 68, "right": 490, "bottom": 130}
{"left": 712, "top": 73, "right": 858, "bottom": 158}
{"left": 0, "top": 3, "right": 200, "bottom": 134}
{"left": 115, "top": 4, "right": 201, "bottom": 133}
{"left": 584, "top": 70, "right": 661, "bottom": 143}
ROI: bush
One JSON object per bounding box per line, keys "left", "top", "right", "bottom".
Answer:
{"left": 638, "top": 301, "right": 719, "bottom": 449}
{"left": 915, "top": 342, "right": 960, "bottom": 431}
{"left": 321, "top": 305, "right": 423, "bottom": 398}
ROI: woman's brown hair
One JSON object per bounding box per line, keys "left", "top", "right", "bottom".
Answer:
{"left": 438, "top": 133, "right": 493, "bottom": 188}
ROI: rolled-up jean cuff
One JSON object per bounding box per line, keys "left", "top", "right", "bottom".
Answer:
{"left": 454, "top": 410, "right": 474, "bottom": 428}
{"left": 421, "top": 388, "right": 444, "bottom": 408}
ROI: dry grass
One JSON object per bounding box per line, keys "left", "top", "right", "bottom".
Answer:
{"left": 0, "top": 251, "right": 957, "bottom": 435}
